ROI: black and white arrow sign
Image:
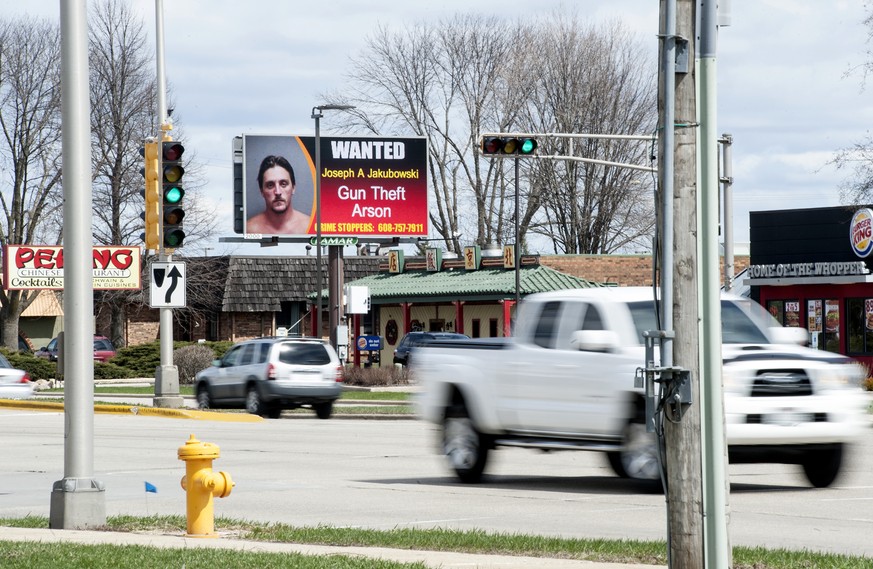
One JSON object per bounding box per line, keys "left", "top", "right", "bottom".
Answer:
{"left": 150, "top": 262, "right": 186, "bottom": 308}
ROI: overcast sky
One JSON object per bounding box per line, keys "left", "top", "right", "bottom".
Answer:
{"left": 2, "top": 0, "right": 871, "bottom": 257}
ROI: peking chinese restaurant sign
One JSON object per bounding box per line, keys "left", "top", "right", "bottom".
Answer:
{"left": 3, "top": 245, "right": 141, "bottom": 290}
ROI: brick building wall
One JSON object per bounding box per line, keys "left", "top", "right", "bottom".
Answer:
{"left": 540, "top": 254, "right": 749, "bottom": 287}
{"left": 229, "top": 312, "right": 272, "bottom": 342}
{"left": 124, "top": 305, "right": 160, "bottom": 346}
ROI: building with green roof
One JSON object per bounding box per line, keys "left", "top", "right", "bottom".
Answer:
{"left": 340, "top": 249, "right": 602, "bottom": 365}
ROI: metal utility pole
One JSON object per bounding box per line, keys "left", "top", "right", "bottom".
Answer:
{"left": 311, "top": 104, "right": 355, "bottom": 342}
{"left": 700, "top": 0, "right": 732, "bottom": 565}
{"left": 661, "top": 0, "right": 704, "bottom": 566}
{"left": 328, "top": 245, "right": 344, "bottom": 349}
{"left": 50, "top": 0, "right": 106, "bottom": 529}
{"left": 152, "top": 0, "right": 183, "bottom": 408}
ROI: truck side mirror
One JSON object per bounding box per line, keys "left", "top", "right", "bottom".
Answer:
{"left": 570, "top": 330, "right": 620, "bottom": 353}
{"left": 769, "top": 326, "right": 808, "bottom": 346}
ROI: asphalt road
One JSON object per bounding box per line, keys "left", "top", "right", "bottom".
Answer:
{"left": 1, "top": 408, "right": 871, "bottom": 559}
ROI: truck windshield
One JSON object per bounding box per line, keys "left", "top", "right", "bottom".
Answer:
{"left": 627, "top": 300, "right": 771, "bottom": 345}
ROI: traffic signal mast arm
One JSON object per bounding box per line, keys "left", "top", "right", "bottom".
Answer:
{"left": 479, "top": 132, "right": 657, "bottom": 173}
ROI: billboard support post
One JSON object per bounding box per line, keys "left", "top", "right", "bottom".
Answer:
{"left": 310, "top": 105, "right": 355, "bottom": 340}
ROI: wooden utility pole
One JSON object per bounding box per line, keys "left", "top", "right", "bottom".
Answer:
{"left": 660, "top": 0, "right": 704, "bottom": 566}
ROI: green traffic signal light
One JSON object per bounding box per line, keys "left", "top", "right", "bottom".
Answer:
{"left": 164, "top": 185, "right": 184, "bottom": 204}
{"left": 519, "top": 138, "right": 537, "bottom": 155}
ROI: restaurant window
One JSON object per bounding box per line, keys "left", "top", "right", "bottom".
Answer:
{"left": 767, "top": 299, "right": 800, "bottom": 327}
{"left": 847, "top": 298, "right": 873, "bottom": 355}
{"left": 804, "top": 298, "right": 840, "bottom": 353}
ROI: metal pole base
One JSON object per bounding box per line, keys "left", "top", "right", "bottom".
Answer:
{"left": 154, "top": 365, "right": 184, "bottom": 408}
{"left": 49, "top": 477, "right": 106, "bottom": 529}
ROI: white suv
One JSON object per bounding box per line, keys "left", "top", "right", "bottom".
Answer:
{"left": 194, "top": 337, "right": 344, "bottom": 419}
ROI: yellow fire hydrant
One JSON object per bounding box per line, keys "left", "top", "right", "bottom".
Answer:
{"left": 178, "top": 434, "right": 234, "bottom": 538}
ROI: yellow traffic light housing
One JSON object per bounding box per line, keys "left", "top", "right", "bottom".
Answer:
{"left": 141, "top": 141, "right": 161, "bottom": 250}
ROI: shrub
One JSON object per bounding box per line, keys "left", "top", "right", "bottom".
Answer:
{"left": 342, "top": 365, "right": 411, "bottom": 387}
{"left": 197, "top": 341, "right": 233, "bottom": 360}
{"left": 174, "top": 344, "right": 216, "bottom": 385}
{"left": 1, "top": 350, "right": 58, "bottom": 381}
{"left": 110, "top": 342, "right": 161, "bottom": 377}
{"left": 94, "top": 361, "right": 137, "bottom": 380}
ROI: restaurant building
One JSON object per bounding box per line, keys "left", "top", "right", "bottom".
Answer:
{"left": 748, "top": 205, "right": 873, "bottom": 368}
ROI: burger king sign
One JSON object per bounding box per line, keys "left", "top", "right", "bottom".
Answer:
{"left": 850, "top": 208, "right": 873, "bottom": 258}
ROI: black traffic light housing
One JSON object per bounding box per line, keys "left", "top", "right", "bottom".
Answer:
{"left": 161, "top": 141, "right": 186, "bottom": 248}
{"left": 481, "top": 136, "right": 538, "bottom": 156}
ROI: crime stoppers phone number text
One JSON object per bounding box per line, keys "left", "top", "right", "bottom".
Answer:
{"left": 377, "top": 223, "right": 424, "bottom": 234}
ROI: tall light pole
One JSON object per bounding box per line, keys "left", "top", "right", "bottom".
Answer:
{"left": 311, "top": 104, "right": 355, "bottom": 340}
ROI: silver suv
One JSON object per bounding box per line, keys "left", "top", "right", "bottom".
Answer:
{"left": 194, "top": 337, "right": 343, "bottom": 419}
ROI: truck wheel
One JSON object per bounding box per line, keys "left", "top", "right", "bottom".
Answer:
{"left": 613, "top": 420, "right": 661, "bottom": 483}
{"left": 802, "top": 444, "right": 843, "bottom": 488}
{"left": 443, "top": 405, "right": 489, "bottom": 483}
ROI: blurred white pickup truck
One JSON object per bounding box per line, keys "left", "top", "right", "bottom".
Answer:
{"left": 414, "top": 287, "right": 867, "bottom": 488}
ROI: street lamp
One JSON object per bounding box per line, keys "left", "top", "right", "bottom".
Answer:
{"left": 311, "top": 104, "right": 355, "bottom": 340}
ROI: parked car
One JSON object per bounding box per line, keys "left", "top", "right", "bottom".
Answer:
{"left": 0, "top": 353, "right": 33, "bottom": 399}
{"left": 194, "top": 337, "right": 344, "bottom": 419}
{"left": 393, "top": 331, "right": 471, "bottom": 366}
{"left": 35, "top": 335, "right": 116, "bottom": 363}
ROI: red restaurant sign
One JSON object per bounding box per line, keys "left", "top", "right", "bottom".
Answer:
{"left": 3, "top": 245, "right": 141, "bottom": 290}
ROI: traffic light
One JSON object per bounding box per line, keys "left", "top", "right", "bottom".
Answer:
{"left": 140, "top": 141, "right": 160, "bottom": 250}
{"left": 481, "top": 136, "right": 538, "bottom": 156}
{"left": 161, "top": 141, "right": 186, "bottom": 248}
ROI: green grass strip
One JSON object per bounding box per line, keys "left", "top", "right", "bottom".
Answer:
{"left": 2, "top": 515, "right": 871, "bottom": 568}
{"left": 0, "top": 541, "right": 425, "bottom": 569}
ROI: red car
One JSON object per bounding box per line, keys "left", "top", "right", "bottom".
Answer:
{"left": 36, "top": 335, "right": 117, "bottom": 363}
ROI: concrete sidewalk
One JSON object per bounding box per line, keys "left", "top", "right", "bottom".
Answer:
{"left": 0, "top": 526, "right": 664, "bottom": 569}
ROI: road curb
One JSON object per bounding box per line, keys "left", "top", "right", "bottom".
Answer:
{"left": 0, "top": 399, "right": 263, "bottom": 422}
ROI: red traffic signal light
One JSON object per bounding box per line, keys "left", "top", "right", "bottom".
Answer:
{"left": 481, "top": 136, "right": 538, "bottom": 156}
{"left": 162, "top": 141, "right": 184, "bottom": 162}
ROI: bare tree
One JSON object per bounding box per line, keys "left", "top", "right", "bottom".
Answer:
{"left": 89, "top": 0, "right": 218, "bottom": 347}
{"left": 90, "top": 0, "right": 155, "bottom": 247}
{"left": 328, "top": 11, "right": 656, "bottom": 254}
{"left": 515, "top": 16, "right": 657, "bottom": 254}
{"left": 329, "top": 15, "right": 523, "bottom": 251}
{"left": 833, "top": 6, "right": 873, "bottom": 203}
{"left": 89, "top": 0, "right": 157, "bottom": 347}
{"left": 0, "top": 17, "right": 63, "bottom": 350}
